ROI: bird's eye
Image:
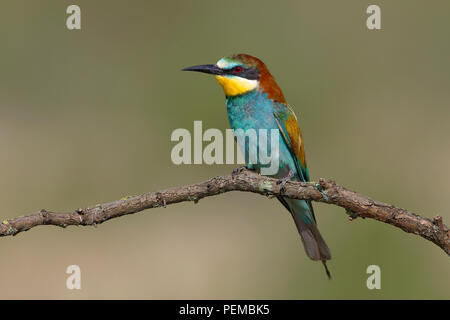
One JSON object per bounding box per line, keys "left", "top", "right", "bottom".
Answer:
{"left": 233, "top": 66, "right": 242, "bottom": 73}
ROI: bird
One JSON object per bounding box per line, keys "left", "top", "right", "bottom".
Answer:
{"left": 182, "top": 53, "right": 332, "bottom": 279}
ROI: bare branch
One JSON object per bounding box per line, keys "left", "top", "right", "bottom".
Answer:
{"left": 1, "top": 169, "right": 448, "bottom": 255}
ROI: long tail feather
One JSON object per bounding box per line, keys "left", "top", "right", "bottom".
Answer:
{"left": 278, "top": 197, "right": 332, "bottom": 279}
{"left": 322, "top": 260, "right": 332, "bottom": 280}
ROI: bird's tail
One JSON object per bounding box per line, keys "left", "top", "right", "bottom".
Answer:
{"left": 284, "top": 198, "right": 332, "bottom": 279}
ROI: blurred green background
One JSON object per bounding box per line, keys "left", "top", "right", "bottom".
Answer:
{"left": 0, "top": 0, "right": 449, "bottom": 299}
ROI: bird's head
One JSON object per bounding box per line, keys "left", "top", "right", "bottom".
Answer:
{"left": 182, "top": 53, "right": 286, "bottom": 103}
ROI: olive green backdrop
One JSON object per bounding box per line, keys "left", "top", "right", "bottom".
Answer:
{"left": 0, "top": 0, "right": 449, "bottom": 299}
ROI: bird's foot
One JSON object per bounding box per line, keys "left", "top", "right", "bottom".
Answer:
{"left": 232, "top": 166, "right": 248, "bottom": 179}
{"left": 156, "top": 192, "right": 167, "bottom": 208}
{"left": 277, "top": 169, "right": 295, "bottom": 194}
{"left": 346, "top": 209, "right": 360, "bottom": 221}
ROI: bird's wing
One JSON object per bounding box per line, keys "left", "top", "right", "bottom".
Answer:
{"left": 274, "top": 103, "right": 317, "bottom": 223}
{"left": 274, "top": 104, "right": 330, "bottom": 264}
{"left": 273, "top": 103, "right": 310, "bottom": 182}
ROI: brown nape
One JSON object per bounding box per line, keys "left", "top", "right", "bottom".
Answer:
{"left": 232, "top": 53, "right": 287, "bottom": 104}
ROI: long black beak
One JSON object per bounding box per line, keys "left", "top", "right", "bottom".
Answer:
{"left": 182, "top": 64, "right": 224, "bottom": 75}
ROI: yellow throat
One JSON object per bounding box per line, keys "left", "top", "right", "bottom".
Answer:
{"left": 215, "top": 75, "right": 258, "bottom": 96}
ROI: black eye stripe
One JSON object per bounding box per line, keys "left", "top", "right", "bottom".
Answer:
{"left": 224, "top": 67, "right": 259, "bottom": 80}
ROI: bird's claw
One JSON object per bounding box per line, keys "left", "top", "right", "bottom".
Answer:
{"left": 232, "top": 166, "right": 247, "bottom": 179}
{"left": 346, "top": 209, "right": 359, "bottom": 221}
{"left": 156, "top": 192, "right": 167, "bottom": 208}
{"left": 277, "top": 169, "right": 295, "bottom": 194}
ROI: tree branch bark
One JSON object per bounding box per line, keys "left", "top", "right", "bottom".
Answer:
{"left": 1, "top": 169, "right": 448, "bottom": 255}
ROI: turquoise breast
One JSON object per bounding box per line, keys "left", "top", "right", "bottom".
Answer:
{"left": 225, "top": 90, "right": 297, "bottom": 178}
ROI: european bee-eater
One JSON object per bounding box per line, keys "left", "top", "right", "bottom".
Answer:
{"left": 183, "top": 54, "right": 332, "bottom": 278}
